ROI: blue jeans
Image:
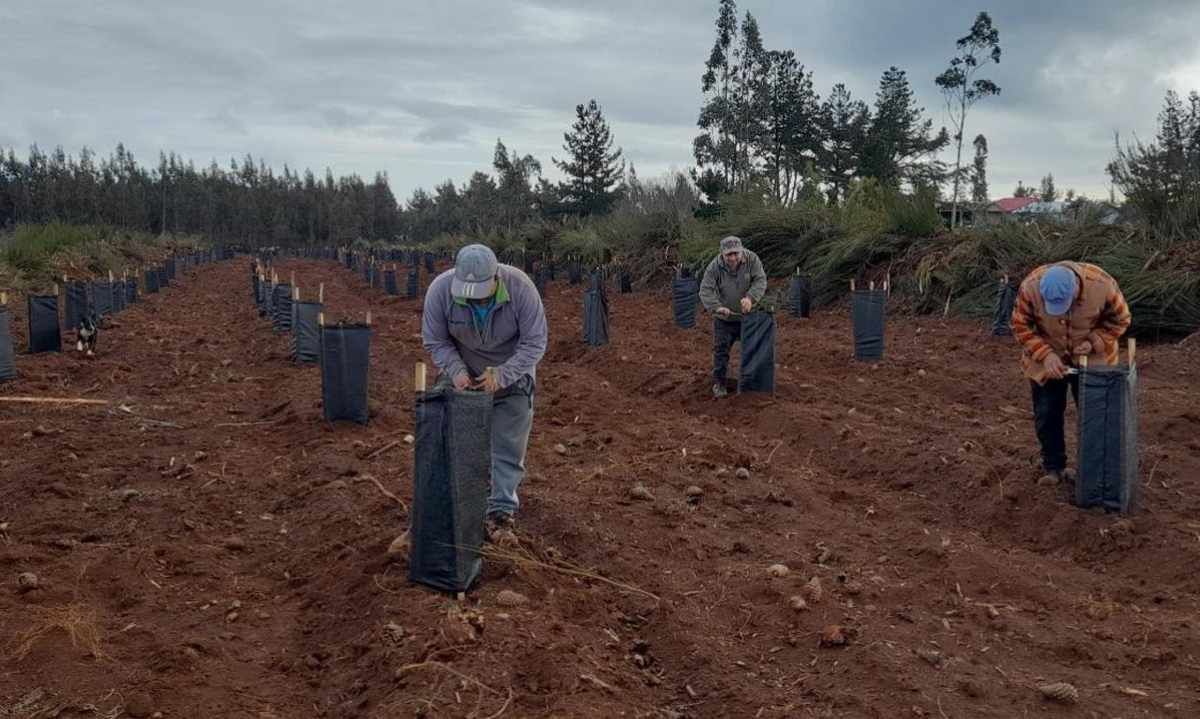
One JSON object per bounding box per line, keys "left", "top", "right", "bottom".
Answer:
{"left": 490, "top": 376, "right": 535, "bottom": 516}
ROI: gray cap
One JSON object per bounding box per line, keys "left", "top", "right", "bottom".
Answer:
{"left": 451, "top": 244, "right": 499, "bottom": 299}
{"left": 720, "top": 236, "right": 744, "bottom": 254}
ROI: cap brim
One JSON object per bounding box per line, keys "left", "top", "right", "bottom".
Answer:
{"left": 1043, "top": 298, "right": 1072, "bottom": 317}
{"left": 452, "top": 277, "right": 497, "bottom": 300}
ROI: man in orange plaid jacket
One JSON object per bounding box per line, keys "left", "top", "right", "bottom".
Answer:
{"left": 1010, "top": 262, "right": 1132, "bottom": 485}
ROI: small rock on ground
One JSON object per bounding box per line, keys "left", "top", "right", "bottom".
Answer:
{"left": 735, "top": 467, "right": 751, "bottom": 480}
{"left": 496, "top": 589, "right": 529, "bottom": 607}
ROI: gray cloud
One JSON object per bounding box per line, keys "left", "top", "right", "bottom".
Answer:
{"left": 3, "top": 0, "right": 1199, "bottom": 202}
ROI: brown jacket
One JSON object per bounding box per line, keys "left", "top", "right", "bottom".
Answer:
{"left": 1010, "top": 261, "right": 1132, "bottom": 384}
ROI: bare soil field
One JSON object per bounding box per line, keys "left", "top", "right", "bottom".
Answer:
{"left": 2, "top": 257, "right": 1198, "bottom": 718}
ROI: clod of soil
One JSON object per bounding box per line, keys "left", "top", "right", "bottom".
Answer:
{"left": 735, "top": 467, "right": 751, "bottom": 480}
{"left": 554, "top": 443, "right": 568, "bottom": 456}
{"left": 803, "top": 576, "right": 823, "bottom": 603}
{"left": 819, "top": 625, "right": 849, "bottom": 647}
{"left": 496, "top": 589, "right": 529, "bottom": 607}
{"left": 766, "top": 564, "right": 790, "bottom": 578}
{"left": 16, "top": 572, "right": 39, "bottom": 593}
{"left": 788, "top": 595, "right": 809, "bottom": 612}
{"left": 916, "top": 649, "right": 944, "bottom": 668}
{"left": 1038, "top": 682, "right": 1079, "bottom": 704}
{"left": 685, "top": 486, "right": 704, "bottom": 499}
{"left": 957, "top": 678, "right": 985, "bottom": 698}
{"left": 629, "top": 484, "right": 655, "bottom": 501}
{"left": 222, "top": 536, "right": 247, "bottom": 552}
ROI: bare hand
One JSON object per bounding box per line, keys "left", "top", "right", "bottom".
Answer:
{"left": 472, "top": 367, "right": 500, "bottom": 393}
{"left": 1043, "top": 353, "right": 1067, "bottom": 380}
{"left": 452, "top": 372, "right": 472, "bottom": 391}
{"left": 740, "top": 297, "right": 753, "bottom": 314}
{"left": 1073, "top": 341, "right": 1092, "bottom": 356}
{"left": 715, "top": 307, "right": 732, "bottom": 319}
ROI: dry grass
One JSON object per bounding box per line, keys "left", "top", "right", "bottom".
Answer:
{"left": 7, "top": 603, "right": 106, "bottom": 662}
{"left": 476, "top": 543, "right": 661, "bottom": 605}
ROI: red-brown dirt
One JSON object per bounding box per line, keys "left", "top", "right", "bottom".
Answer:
{"left": 1, "top": 257, "right": 1198, "bottom": 718}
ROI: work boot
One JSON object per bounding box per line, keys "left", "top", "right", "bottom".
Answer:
{"left": 712, "top": 383, "right": 728, "bottom": 399}
{"left": 485, "top": 512, "right": 517, "bottom": 545}
{"left": 1037, "top": 470, "right": 1063, "bottom": 487}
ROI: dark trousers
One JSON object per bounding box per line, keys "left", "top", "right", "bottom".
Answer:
{"left": 1031, "top": 376, "right": 1079, "bottom": 472}
{"left": 712, "top": 318, "right": 742, "bottom": 384}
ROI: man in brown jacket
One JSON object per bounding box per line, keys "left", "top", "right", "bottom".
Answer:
{"left": 1010, "top": 262, "right": 1132, "bottom": 484}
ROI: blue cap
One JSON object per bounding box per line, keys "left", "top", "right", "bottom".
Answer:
{"left": 1039, "top": 265, "right": 1078, "bottom": 316}
{"left": 451, "top": 244, "right": 499, "bottom": 299}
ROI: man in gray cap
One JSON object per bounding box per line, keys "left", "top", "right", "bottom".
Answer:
{"left": 699, "top": 236, "right": 768, "bottom": 397}
{"left": 422, "top": 244, "right": 548, "bottom": 532}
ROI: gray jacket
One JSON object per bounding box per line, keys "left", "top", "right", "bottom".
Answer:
{"left": 699, "top": 249, "right": 768, "bottom": 318}
{"left": 421, "top": 264, "right": 548, "bottom": 389}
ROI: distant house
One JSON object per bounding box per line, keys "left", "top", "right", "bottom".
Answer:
{"left": 939, "top": 196, "right": 1037, "bottom": 227}
{"left": 1013, "top": 200, "right": 1069, "bottom": 221}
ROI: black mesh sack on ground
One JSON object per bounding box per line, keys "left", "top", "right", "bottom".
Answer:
{"left": 407, "top": 267, "right": 420, "bottom": 299}
{"left": 145, "top": 268, "right": 160, "bottom": 294}
{"left": 27, "top": 295, "right": 61, "bottom": 353}
{"left": 320, "top": 323, "right": 371, "bottom": 424}
{"left": 424, "top": 252, "right": 435, "bottom": 274}
{"left": 1076, "top": 365, "right": 1139, "bottom": 513}
{"left": 291, "top": 301, "right": 323, "bottom": 363}
{"left": 408, "top": 387, "right": 491, "bottom": 593}
{"left": 852, "top": 290, "right": 886, "bottom": 362}
{"left": 672, "top": 275, "right": 699, "bottom": 329}
{"left": 619, "top": 271, "right": 633, "bottom": 294}
{"left": 534, "top": 270, "right": 547, "bottom": 298}
{"left": 384, "top": 270, "right": 399, "bottom": 295}
{"left": 583, "top": 273, "right": 610, "bottom": 346}
{"left": 568, "top": 263, "right": 582, "bottom": 285}
{"left": 739, "top": 311, "right": 776, "bottom": 393}
{"left": 112, "top": 281, "right": 126, "bottom": 313}
{"left": 271, "top": 284, "right": 293, "bottom": 334}
{"left": 65, "top": 281, "right": 88, "bottom": 330}
{"left": 0, "top": 307, "right": 15, "bottom": 381}
{"left": 157, "top": 267, "right": 168, "bottom": 290}
{"left": 788, "top": 275, "right": 812, "bottom": 318}
{"left": 991, "top": 279, "right": 1017, "bottom": 336}
{"left": 166, "top": 257, "right": 176, "bottom": 280}
{"left": 93, "top": 281, "right": 113, "bottom": 317}
{"left": 125, "top": 277, "right": 138, "bottom": 305}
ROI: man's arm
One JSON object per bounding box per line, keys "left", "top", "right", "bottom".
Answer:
{"left": 1091, "top": 281, "right": 1132, "bottom": 347}
{"left": 420, "top": 275, "right": 469, "bottom": 381}
{"left": 495, "top": 278, "right": 548, "bottom": 389}
{"left": 698, "top": 259, "right": 721, "bottom": 312}
{"left": 746, "top": 253, "right": 768, "bottom": 303}
{"left": 1011, "top": 280, "right": 1054, "bottom": 362}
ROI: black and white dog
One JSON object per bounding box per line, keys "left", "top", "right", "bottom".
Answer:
{"left": 76, "top": 314, "right": 99, "bottom": 356}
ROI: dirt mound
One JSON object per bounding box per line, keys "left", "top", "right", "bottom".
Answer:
{"left": 1, "top": 259, "right": 1198, "bottom": 717}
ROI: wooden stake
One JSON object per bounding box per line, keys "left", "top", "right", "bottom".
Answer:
{"left": 0, "top": 292, "right": 7, "bottom": 305}
{"left": 869, "top": 280, "right": 875, "bottom": 291}
{"left": 365, "top": 311, "right": 373, "bottom": 326}
{"left": 318, "top": 312, "right": 325, "bottom": 327}
{"left": 850, "top": 279, "right": 856, "bottom": 292}
{"left": 108, "top": 270, "right": 114, "bottom": 282}
{"left": 1080, "top": 355, "right": 1088, "bottom": 372}
{"left": 319, "top": 283, "right": 324, "bottom": 303}
{"left": 415, "top": 362, "right": 427, "bottom": 392}
{"left": 290, "top": 271, "right": 296, "bottom": 287}
{"left": 1128, "top": 338, "right": 1136, "bottom": 368}
{"left": 293, "top": 286, "right": 300, "bottom": 301}
{"left": 0, "top": 396, "right": 109, "bottom": 405}
{"left": 53, "top": 282, "right": 59, "bottom": 296}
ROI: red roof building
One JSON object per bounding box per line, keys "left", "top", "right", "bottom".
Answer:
{"left": 992, "top": 196, "right": 1038, "bottom": 213}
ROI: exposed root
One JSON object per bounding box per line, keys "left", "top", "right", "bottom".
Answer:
{"left": 476, "top": 544, "right": 661, "bottom": 605}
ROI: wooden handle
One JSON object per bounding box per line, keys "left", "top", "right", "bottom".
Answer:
{"left": 1080, "top": 356, "right": 1088, "bottom": 370}
{"left": 1128, "top": 338, "right": 1136, "bottom": 367}
{"left": 414, "top": 362, "right": 427, "bottom": 392}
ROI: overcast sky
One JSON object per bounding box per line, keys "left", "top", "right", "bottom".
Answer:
{"left": 5, "top": 1, "right": 1200, "bottom": 202}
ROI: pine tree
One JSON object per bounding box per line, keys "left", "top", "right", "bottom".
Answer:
{"left": 1039, "top": 173, "right": 1057, "bottom": 203}
{"left": 757, "top": 50, "right": 822, "bottom": 203}
{"left": 935, "top": 11, "right": 1001, "bottom": 228}
{"left": 1013, "top": 181, "right": 1032, "bottom": 198}
{"left": 970, "top": 134, "right": 989, "bottom": 203}
{"left": 553, "top": 99, "right": 626, "bottom": 216}
{"left": 860, "top": 67, "right": 949, "bottom": 189}
{"left": 817, "top": 83, "right": 870, "bottom": 205}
